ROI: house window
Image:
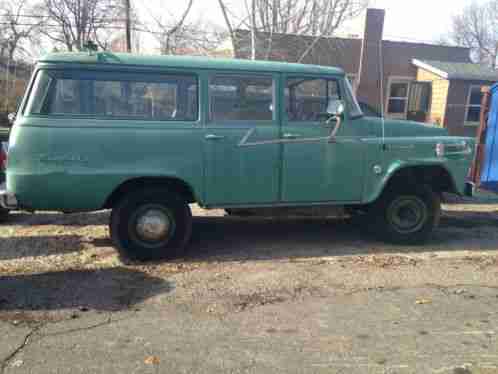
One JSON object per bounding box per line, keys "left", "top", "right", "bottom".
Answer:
{"left": 465, "top": 85, "right": 486, "bottom": 126}
{"left": 386, "top": 78, "right": 412, "bottom": 118}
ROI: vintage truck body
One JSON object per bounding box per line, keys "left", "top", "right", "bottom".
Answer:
{"left": 0, "top": 52, "right": 475, "bottom": 260}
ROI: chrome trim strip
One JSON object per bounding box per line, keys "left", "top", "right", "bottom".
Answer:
{"left": 237, "top": 127, "right": 362, "bottom": 147}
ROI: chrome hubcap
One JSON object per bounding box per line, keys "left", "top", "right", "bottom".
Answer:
{"left": 388, "top": 196, "right": 427, "bottom": 234}
{"left": 135, "top": 209, "right": 171, "bottom": 242}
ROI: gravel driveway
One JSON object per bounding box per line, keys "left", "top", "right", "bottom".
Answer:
{"left": 1, "top": 201, "right": 498, "bottom": 373}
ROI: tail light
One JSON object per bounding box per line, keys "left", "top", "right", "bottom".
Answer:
{"left": 0, "top": 142, "right": 8, "bottom": 171}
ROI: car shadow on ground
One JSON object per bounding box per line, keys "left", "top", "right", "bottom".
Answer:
{"left": 0, "top": 235, "right": 85, "bottom": 261}
{"left": 2, "top": 208, "right": 498, "bottom": 263}
{"left": 5, "top": 211, "right": 110, "bottom": 226}
{"left": 177, "top": 213, "right": 498, "bottom": 262}
{"left": 0, "top": 267, "right": 173, "bottom": 313}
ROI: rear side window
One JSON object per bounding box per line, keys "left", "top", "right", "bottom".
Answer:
{"left": 286, "top": 78, "right": 341, "bottom": 121}
{"left": 209, "top": 75, "right": 274, "bottom": 121}
{"left": 25, "top": 70, "right": 198, "bottom": 121}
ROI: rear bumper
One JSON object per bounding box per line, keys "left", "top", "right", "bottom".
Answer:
{"left": 0, "top": 183, "right": 17, "bottom": 210}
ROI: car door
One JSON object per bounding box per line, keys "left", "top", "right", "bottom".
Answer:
{"left": 281, "top": 74, "right": 365, "bottom": 203}
{"left": 203, "top": 72, "right": 281, "bottom": 206}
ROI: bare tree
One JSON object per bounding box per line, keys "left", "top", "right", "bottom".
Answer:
{"left": 450, "top": 0, "right": 498, "bottom": 69}
{"left": 148, "top": 0, "right": 193, "bottom": 55}
{"left": 41, "top": 0, "right": 121, "bottom": 51}
{"left": 0, "top": 0, "right": 44, "bottom": 112}
{"left": 218, "top": 0, "right": 369, "bottom": 61}
{"left": 145, "top": 0, "right": 225, "bottom": 56}
{"left": 0, "top": 0, "right": 45, "bottom": 61}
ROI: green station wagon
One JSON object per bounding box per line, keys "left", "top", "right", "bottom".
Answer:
{"left": 0, "top": 52, "right": 475, "bottom": 260}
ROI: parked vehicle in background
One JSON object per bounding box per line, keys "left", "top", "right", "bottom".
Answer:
{"left": 0, "top": 52, "right": 475, "bottom": 261}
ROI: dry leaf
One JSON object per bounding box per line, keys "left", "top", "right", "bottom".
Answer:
{"left": 144, "top": 356, "right": 160, "bottom": 365}
{"left": 415, "top": 299, "right": 432, "bottom": 305}
{"left": 11, "top": 360, "right": 23, "bottom": 368}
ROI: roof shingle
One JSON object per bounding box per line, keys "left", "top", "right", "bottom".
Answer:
{"left": 413, "top": 59, "right": 498, "bottom": 81}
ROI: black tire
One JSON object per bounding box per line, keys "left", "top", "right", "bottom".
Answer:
{"left": 371, "top": 185, "right": 440, "bottom": 245}
{"left": 0, "top": 207, "right": 9, "bottom": 223}
{"left": 225, "top": 208, "right": 253, "bottom": 217}
{"left": 110, "top": 188, "right": 192, "bottom": 261}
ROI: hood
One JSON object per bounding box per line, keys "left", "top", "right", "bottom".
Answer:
{"left": 367, "top": 117, "right": 448, "bottom": 137}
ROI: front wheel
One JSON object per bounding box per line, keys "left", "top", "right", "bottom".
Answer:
{"left": 373, "top": 185, "right": 440, "bottom": 245}
{"left": 110, "top": 188, "right": 192, "bottom": 261}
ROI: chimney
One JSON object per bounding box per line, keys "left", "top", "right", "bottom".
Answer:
{"left": 356, "top": 8, "right": 385, "bottom": 111}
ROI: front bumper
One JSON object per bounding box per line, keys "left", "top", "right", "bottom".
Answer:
{"left": 0, "top": 183, "right": 17, "bottom": 210}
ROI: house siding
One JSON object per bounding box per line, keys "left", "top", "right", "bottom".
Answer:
{"left": 445, "top": 79, "right": 492, "bottom": 137}
{"left": 234, "top": 29, "right": 471, "bottom": 115}
{"left": 416, "top": 69, "right": 449, "bottom": 126}
{"left": 378, "top": 42, "right": 471, "bottom": 115}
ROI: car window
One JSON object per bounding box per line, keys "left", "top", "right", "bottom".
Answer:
{"left": 359, "top": 102, "right": 380, "bottom": 117}
{"left": 286, "top": 78, "right": 341, "bottom": 122}
{"left": 209, "top": 75, "right": 274, "bottom": 121}
{"left": 344, "top": 77, "right": 363, "bottom": 118}
{"left": 25, "top": 70, "right": 199, "bottom": 122}
{"left": 24, "top": 70, "right": 54, "bottom": 115}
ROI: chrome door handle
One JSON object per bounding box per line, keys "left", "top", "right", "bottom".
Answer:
{"left": 282, "top": 133, "right": 301, "bottom": 139}
{"left": 205, "top": 134, "right": 225, "bottom": 141}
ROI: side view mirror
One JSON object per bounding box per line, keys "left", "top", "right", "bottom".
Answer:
{"left": 326, "top": 100, "right": 345, "bottom": 143}
{"left": 327, "top": 100, "right": 345, "bottom": 117}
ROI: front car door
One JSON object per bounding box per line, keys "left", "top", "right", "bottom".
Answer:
{"left": 203, "top": 72, "right": 281, "bottom": 206}
{"left": 280, "top": 74, "right": 366, "bottom": 203}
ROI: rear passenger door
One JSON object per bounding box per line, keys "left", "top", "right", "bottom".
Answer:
{"left": 203, "top": 73, "right": 281, "bottom": 205}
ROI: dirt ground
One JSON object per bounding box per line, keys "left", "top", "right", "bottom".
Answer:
{"left": 2, "top": 199, "right": 498, "bottom": 373}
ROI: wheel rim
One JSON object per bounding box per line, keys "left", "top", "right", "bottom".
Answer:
{"left": 129, "top": 204, "right": 176, "bottom": 249}
{"left": 387, "top": 196, "right": 428, "bottom": 234}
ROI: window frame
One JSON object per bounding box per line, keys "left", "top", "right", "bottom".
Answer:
{"left": 464, "top": 85, "right": 486, "bottom": 127}
{"left": 207, "top": 72, "right": 277, "bottom": 124}
{"left": 284, "top": 75, "right": 343, "bottom": 123}
{"left": 346, "top": 73, "right": 357, "bottom": 89}
{"left": 23, "top": 68, "right": 200, "bottom": 123}
{"left": 385, "top": 76, "right": 413, "bottom": 119}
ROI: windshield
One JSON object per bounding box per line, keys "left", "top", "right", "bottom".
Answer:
{"left": 344, "top": 77, "right": 363, "bottom": 118}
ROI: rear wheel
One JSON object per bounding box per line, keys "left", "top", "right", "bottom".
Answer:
{"left": 110, "top": 188, "right": 192, "bottom": 261}
{"left": 372, "top": 185, "right": 440, "bottom": 245}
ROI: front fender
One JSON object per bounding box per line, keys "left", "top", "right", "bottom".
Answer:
{"left": 362, "top": 159, "right": 458, "bottom": 204}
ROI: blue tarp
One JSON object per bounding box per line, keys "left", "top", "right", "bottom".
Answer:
{"left": 480, "top": 83, "right": 498, "bottom": 192}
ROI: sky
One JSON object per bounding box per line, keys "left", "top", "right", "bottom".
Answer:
{"left": 24, "top": 0, "right": 491, "bottom": 57}
{"left": 160, "top": 0, "right": 490, "bottom": 44}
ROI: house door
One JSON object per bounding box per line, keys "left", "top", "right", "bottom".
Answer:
{"left": 407, "top": 82, "right": 432, "bottom": 122}
{"left": 280, "top": 76, "right": 365, "bottom": 203}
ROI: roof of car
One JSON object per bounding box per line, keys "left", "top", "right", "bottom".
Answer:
{"left": 38, "top": 52, "right": 345, "bottom": 76}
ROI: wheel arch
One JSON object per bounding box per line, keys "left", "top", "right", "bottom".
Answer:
{"left": 103, "top": 176, "right": 198, "bottom": 210}
{"left": 367, "top": 164, "right": 458, "bottom": 204}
